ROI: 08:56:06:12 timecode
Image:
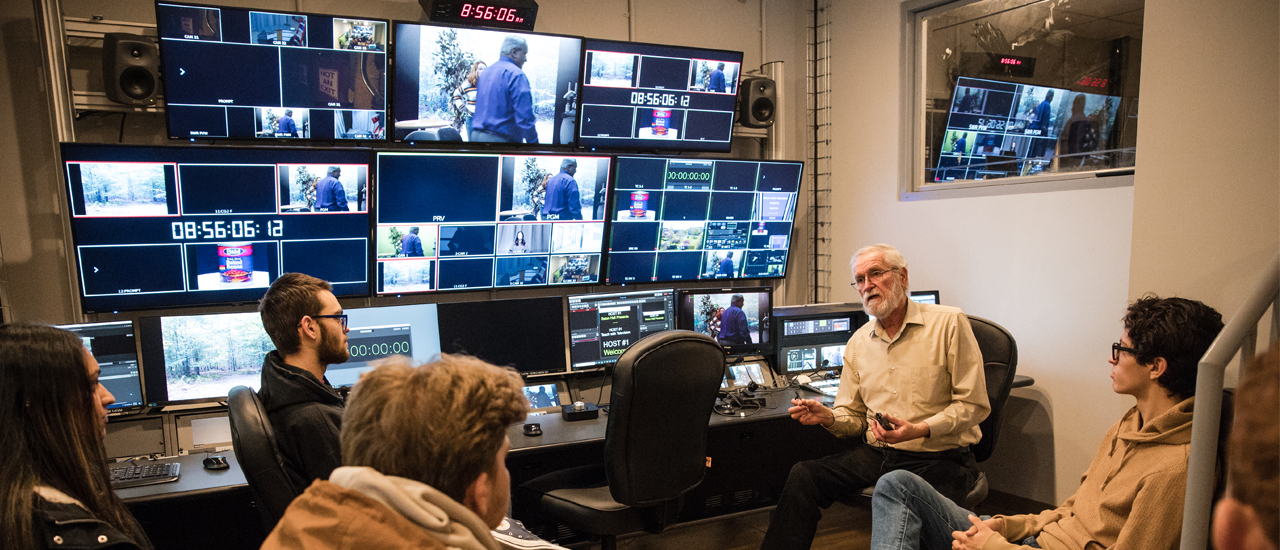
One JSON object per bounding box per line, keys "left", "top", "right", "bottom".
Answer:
{"left": 171, "top": 220, "right": 282, "bottom": 240}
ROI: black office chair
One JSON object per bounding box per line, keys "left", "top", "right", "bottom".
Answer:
{"left": 519, "top": 330, "right": 724, "bottom": 550}
{"left": 858, "top": 314, "right": 1018, "bottom": 509}
{"left": 227, "top": 385, "right": 300, "bottom": 532}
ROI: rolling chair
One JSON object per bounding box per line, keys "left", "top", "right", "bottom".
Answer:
{"left": 227, "top": 385, "right": 300, "bottom": 532}
{"left": 859, "top": 314, "right": 1019, "bottom": 509}
{"left": 519, "top": 330, "right": 724, "bottom": 550}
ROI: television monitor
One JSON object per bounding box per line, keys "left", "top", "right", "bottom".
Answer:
{"left": 57, "top": 321, "right": 145, "bottom": 411}
{"left": 391, "top": 22, "right": 582, "bottom": 145}
{"left": 436, "top": 296, "right": 567, "bottom": 376}
{"left": 156, "top": 2, "right": 388, "bottom": 141}
{"left": 522, "top": 382, "right": 566, "bottom": 415}
{"left": 566, "top": 288, "right": 675, "bottom": 370}
{"left": 138, "top": 303, "right": 442, "bottom": 405}
{"left": 603, "top": 156, "right": 802, "bottom": 284}
{"left": 909, "top": 290, "right": 940, "bottom": 305}
{"left": 577, "top": 39, "right": 743, "bottom": 152}
{"left": 780, "top": 343, "right": 846, "bottom": 374}
{"left": 723, "top": 361, "right": 767, "bottom": 389}
{"left": 932, "top": 76, "right": 1122, "bottom": 182}
{"left": 60, "top": 143, "right": 372, "bottom": 313}
{"left": 375, "top": 152, "right": 610, "bottom": 293}
{"left": 676, "top": 286, "right": 772, "bottom": 355}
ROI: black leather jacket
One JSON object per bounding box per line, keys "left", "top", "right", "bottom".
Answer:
{"left": 33, "top": 494, "right": 146, "bottom": 550}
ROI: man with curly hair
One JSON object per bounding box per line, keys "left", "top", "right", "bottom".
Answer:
{"left": 1214, "top": 343, "right": 1279, "bottom": 550}
{"left": 262, "top": 353, "right": 536, "bottom": 549}
{"left": 870, "top": 295, "right": 1224, "bottom": 550}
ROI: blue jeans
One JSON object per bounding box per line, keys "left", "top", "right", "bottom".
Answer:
{"left": 871, "top": 470, "right": 1041, "bottom": 550}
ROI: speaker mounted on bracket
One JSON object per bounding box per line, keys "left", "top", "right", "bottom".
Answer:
{"left": 737, "top": 76, "right": 776, "bottom": 128}
{"left": 102, "top": 33, "right": 161, "bottom": 106}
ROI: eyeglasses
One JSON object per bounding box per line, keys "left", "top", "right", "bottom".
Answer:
{"left": 852, "top": 267, "right": 900, "bottom": 289}
{"left": 308, "top": 314, "right": 348, "bottom": 330}
{"left": 1111, "top": 342, "right": 1137, "bottom": 361}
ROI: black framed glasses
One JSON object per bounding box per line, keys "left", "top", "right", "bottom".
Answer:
{"left": 1111, "top": 342, "right": 1137, "bottom": 361}
{"left": 853, "top": 267, "right": 901, "bottom": 289}
{"left": 308, "top": 314, "right": 348, "bottom": 330}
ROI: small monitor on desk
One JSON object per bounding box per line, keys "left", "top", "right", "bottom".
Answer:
{"left": 57, "top": 321, "right": 145, "bottom": 412}
{"left": 781, "top": 343, "right": 845, "bottom": 374}
{"left": 676, "top": 286, "right": 772, "bottom": 356}
{"left": 909, "top": 290, "right": 940, "bottom": 305}
{"left": 567, "top": 288, "right": 675, "bottom": 370}
{"left": 522, "top": 382, "right": 567, "bottom": 415}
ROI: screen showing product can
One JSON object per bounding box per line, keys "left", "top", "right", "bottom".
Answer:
{"left": 375, "top": 152, "right": 610, "bottom": 293}
{"left": 391, "top": 22, "right": 581, "bottom": 145}
{"left": 156, "top": 2, "right": 388, "bottom": 141}
{"left": 578, "top": 39, "right": 742, "bottom": 153}
{"left": 60, "top": 143, "right": 371, "bottom": 312}
{"left": 604, "top": 156, "right": 801, "bottom": 283}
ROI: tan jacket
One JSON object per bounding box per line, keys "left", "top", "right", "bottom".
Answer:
{"left": 986, "top": 396, "right": 1196, "bottom": 550}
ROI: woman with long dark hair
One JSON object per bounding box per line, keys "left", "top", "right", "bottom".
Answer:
{"left": 0, "top": 323, "right": 151, "bottom": 549}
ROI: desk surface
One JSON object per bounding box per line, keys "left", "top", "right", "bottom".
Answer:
{"left": 115, "top": 452, "right": 247, "bottom": 504}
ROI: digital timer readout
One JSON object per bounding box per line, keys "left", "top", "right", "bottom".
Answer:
{"left": 458, "top": 3, "right": 526, "bottom": 23}
{"left": 664, "top": 160, "right": 715, "bottom": 189}
{"left": 346, "top": 327, "right": 412, "bottom": 363}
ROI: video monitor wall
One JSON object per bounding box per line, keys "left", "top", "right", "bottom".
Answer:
{"left": 375, "top": 152, "right": 610, "bottom": 293}
{"left": 57, "top": 321, "right": 145, "bottom": 411}
{"left": 604, "top": 157, "right": 802, "bottom": 284}
{"left": 676, "top": 286, "right": 772, "bottom": 355}
{"left": 391, "top": 22, "right": 582, "bottom": 145}
{"left": 156, "top": 2, "right": 388, "bottom": 141}
{"left": 578, "top": 39, "right": 742, "bottom": 152}
{"left": 567, "top": 289, "right": 675, "bottom": 370}
{"left": 61, "top": 144, "right": 371, "bottom": 312}
{"left": 933, "top": 76, "right": 1122, "bottom": 182}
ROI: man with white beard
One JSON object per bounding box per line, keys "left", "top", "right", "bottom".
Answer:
{"left": 760, "top": 244, "right": 990, "bottom": 550}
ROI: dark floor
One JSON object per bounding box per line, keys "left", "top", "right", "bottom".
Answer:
{"left": 565, "top": 491, "right": 1047, "bottom": 550}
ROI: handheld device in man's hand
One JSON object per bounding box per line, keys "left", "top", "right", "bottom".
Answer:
{"left": 874, "top": 412, "right": 894, "bottom": 431}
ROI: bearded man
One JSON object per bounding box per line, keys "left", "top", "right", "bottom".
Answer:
{"left": 760, "top": 244, "right": 990, "bottom": 550}
{"left": 257, "top": 272, "right": 352, "bottom": 494}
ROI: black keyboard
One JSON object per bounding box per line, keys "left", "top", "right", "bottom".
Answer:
{"left": 109, "top": 462, "right": 180, "bottom": 489}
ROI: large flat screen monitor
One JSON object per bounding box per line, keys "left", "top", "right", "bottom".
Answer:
{"left": 932, "top": 76, "right": 1122, "bottom": 182}
{"left": 436, "top": 296, "right": 567, "bottom": 376}
{"left": 375, "top": 152, "right": 610, "bottom": 293}
{"left": 391, "top": 22, "right": 581, "bottom": 145}
{"left": 138, "top": 303, "right": 442, "bottom": 405}
{"left": 676, "top": 286, "right": 772, "bottom": 355}
{"left": 578, "top": 39, "right": 742, "bottom": 152}
{"left": 603, "top": 156, "right": 801, "bottom": 284}
{"left": 57, "top": 321, "right": 145, "bottom": 411}
{"left": 156, "top": 2, "right": 388, "bottom": 141}
{"left": 567, "top": 288, "right": 675, "bottom": 370}
{"left": 60, "top": 143, "right": 371, "bottom": 312}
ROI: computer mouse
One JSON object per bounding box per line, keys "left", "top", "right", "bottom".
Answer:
{"left": 203, "top": 455, "right": 229, "bottom": 470}
{"left": 523, "top": 423, "right": 542, "bottom": 436}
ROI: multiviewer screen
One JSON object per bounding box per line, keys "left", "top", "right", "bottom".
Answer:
{"left": 156, "top": 2, "right": 387, "bottom": 141}
{"left": 784, "top": 344, "right": 845, "bottom": 373}
{"left": 578, "top": 39, "right": 742, "bottom": 152}
{"left": 605, "top": 157, "right": 801, "bottom": 283}
{"left": 57, "top": 321, "right": 144, "bottom": 410}
{"left": 375, "top": 152, "right": 610, "bottom": 293}
{"left": 782, "top": 317, "right": 851, "bottom": 337}
{"left": 567, "top": 289, "right": 675, "bottom": 370}
{"left": 61, "top": 144, "right": 371, "bottom": 312}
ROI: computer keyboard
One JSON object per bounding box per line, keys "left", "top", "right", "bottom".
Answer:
{"left": 109, "top": 462, "right": 180, "bottom": 489}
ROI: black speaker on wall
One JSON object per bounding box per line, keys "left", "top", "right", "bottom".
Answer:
{"left": 102, "top": 33, "right": 160, "bottom": 106}
{"left": 737, "top": 76, "right": 776, "bottom": 128}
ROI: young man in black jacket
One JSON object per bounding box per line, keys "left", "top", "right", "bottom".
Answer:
{"left": 257, "top": 272, "right": 350, "bottom": 494}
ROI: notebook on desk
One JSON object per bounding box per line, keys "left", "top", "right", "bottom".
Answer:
{"left": 109, "top": 462, "right": 180, "bottom": 489}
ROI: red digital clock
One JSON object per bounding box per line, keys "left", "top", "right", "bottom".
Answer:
{"left": 422, "top": 0, "right": 539, "bottom": 31}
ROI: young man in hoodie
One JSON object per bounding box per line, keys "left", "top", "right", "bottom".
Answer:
{"left": 257, "top": 272, "right": 350, "bottom": 494}
{"left": 261, "top": 354, "right": 536, "bottom": 550}
{"left": 868, "top": 295, "right": 1223, "bottom": 550}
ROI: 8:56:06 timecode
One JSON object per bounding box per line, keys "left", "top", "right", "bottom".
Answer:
{"left": 171, "top": 220, "right": 283, "bottom": 239}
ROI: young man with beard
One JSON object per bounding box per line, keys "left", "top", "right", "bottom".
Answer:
{"left": 258, "top": 272, "right": 351, "bottom": 494}
{"left": 761, "top": 244, "right": 991, "bottom": 550}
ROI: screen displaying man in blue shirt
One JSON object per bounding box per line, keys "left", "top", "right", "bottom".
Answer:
{"left": 541, "top": 158, "right": 581, "bottom": 220}
{"left": 400, "top": 226, "right": 424, "bottom": 257}
{"left": 708, "top": 63, "right": 727, "bottom": 93}
{"left": 471, "top": 36, "right": 538, "bottom": 144}
{"left": 277, "top": 109, "right": 297, "bottom": 137}
{"left": 314, "top": 166, "right": 349, "bottom": 212}
{"left": 719, "top": 294, "right": 751, "bottom": 344}
{"left": 718, "top": 251, "right": 737, "bottom": 278}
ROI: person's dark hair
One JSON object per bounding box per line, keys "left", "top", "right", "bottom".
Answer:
{"left": 1121, "top": 295, "right": 1223, "bottom": 398}
{"left": 259, "top": 273, "right": 333, "bottom": 356}
{"left": 342, "top": 354, "right": 526, "bottom": 502}
{"left": 0, "top": 323, "right": 151, "bottom": 549}
{"left": 1226, "top": 343, "right": 1279, "bottom": 547}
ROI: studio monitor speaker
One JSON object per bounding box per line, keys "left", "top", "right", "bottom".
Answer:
{"left": 737, "top": 76, "right": 776, "bottom": 128}
{"left": 102, "top": 33, "right": 160, "bottom": 106}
